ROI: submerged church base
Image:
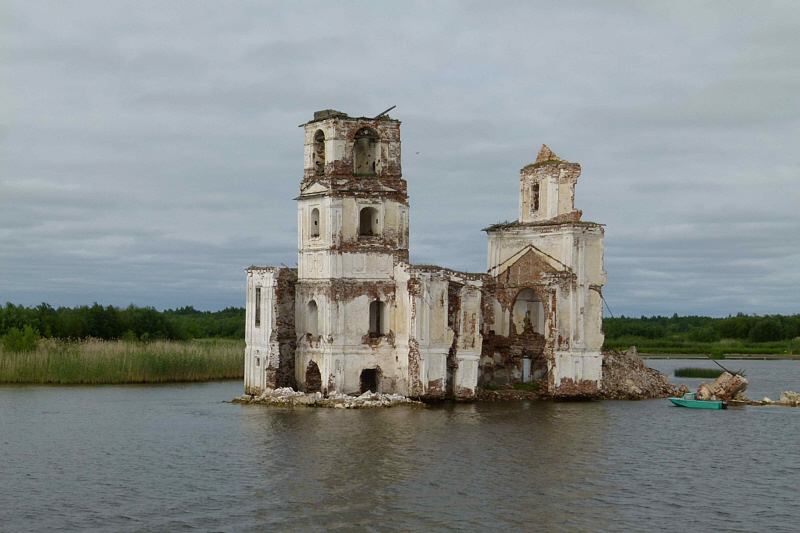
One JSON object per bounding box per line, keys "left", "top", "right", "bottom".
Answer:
{"left": 245, "top": 110, "right": 607, "bottom": 401}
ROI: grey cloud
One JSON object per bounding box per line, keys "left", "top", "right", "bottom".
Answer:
{"left": 2, "top": 1, "right": 798, "bottom": 315}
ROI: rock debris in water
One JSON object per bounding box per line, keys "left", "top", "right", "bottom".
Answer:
{"left": 232, "top": 388, "right": 422, "bottom": 408}
{"left": 599, "top": 347, "right": 689, "bottom": 400}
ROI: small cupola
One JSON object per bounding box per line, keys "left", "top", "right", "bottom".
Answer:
{"left": 519, "top": 145, "right": 582, "bottom": 224}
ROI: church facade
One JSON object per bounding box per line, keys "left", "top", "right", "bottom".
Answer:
{"left": 245, "top": 110, "right": 606, "bottom": 400}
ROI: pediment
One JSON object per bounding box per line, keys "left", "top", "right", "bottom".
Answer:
{"left": 497, "top": 246, "right": 571, "bottom": 285}
{"left": 299, "top": 181, "right": 330, "bottom": 196}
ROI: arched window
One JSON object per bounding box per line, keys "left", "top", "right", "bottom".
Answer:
{"left": 313, "top": 130, "right": 325, "bottom": 176}
{"left": 512, "top": 289, "right": 544, "bottom": 335}
{"left": 310, "top": 208, "right": 320, "bottom": 238}
{"left": 369, "top": 299, "right": 387, "bottom": 337}
{"left": 354, "top": 127, "right": 379, "bottom": 175}
{"left": 359, "top": 207, "right": 379, "bottom": 236}
{"left": 307, "top": 300, "right": 319, "bottom": 336}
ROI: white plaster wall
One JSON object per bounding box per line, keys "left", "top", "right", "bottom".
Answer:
{"left": 557, "top": 173, "right": 576, "bottom": 216}
{"left": 245, "top": 268, "right": 277, "bottom": 394}
{"left": 455, "top": 355, "right": 479, "bottom": 394}
{"left": 409, "top": 273, "right": 453, "bottom": 394}
{"left": 419, "top": 348, "right": 447, "bottom": 390}
{"left": 454, "top": 284, "right": 483, "bottom": 397}
{"left": 551, "top": 351, "right": 603, "bottom": 388}
{"left": 457, "top": 285, "right": 483, "bottom": 352}
{"left": 487, "top": 223, "right": 605, "bottom": 387}
{"left": 294, "top": 281, "right": 411, "bottom": 395}
{"left": 488, "top": 225, "right": 603, "bottom": 280}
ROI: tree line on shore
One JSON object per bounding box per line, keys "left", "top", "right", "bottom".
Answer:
{"left": 603, "top": 313, "right": 800, "bottom": 354}
{"left": 0, "top": 303, "right": 245, "bottom": 351}
{"left": 3, "top": 302, "right": 799, "bottom": 355}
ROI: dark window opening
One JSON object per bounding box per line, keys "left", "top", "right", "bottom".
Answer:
{"left": 359, "top": 207, "right": 379, "bottom": 236}
{"left": 313, "top": 129, "right": 325, "bottom": 176}
{"left": 360, "top": 368, "right": 379, "bottom": 393}
{"left": 369, "top": 299, "right": 386, "bottom": 337}
{"left": 310, "top": 208, "right": 320, "bottom": 238}
{"left": 532, "top": 183, "right": 540, "bottom": 212}
{"left": 354, "top": 127, "right": 379, "bottom": 175}
{"left": 254, "top": 287, "right": 261, "bottom": 328}
{"left": 307, "top": 300, "right": 319, "bottom": 336}
{"left": 447, "top": 282, "right": 463, "bottom": 331}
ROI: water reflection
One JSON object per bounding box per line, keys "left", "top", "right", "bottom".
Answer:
{"left": 3, "top": 371, "right": 799, "bottom": 533}
{"left": 237, "top": 400, "right": 618, "bottom": 531}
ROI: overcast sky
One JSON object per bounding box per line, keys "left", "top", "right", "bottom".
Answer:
{"left": 1, "top": 1, "right": 798, "bottom": 317}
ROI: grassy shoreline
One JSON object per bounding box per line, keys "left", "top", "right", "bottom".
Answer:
{"left": 639, "top": 353, "right": 800, "bottom": 360}
{"left": 604, "top": 337, "right": 799, "bottom": 357}
{"left": 0, "top": 338, "right": 244, "bottom": 385}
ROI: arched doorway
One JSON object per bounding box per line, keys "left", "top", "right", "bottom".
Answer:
{"left": 305, "top": 361, "right": 322, "bottom": 393}
{"left": 360, "top": 368, "right": 380, "bottom": 393}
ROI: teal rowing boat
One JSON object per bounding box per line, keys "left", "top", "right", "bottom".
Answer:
{"left": 668, "top": 392, "right": 727, "bottom": 410}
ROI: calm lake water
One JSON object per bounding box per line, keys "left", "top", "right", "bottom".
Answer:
{"left": 2, "top": 360, "right": 799, "bottom": 532}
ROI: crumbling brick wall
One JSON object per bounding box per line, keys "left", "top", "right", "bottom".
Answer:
{"left": 273, "top": 267, "right": 297, "bottom": 388}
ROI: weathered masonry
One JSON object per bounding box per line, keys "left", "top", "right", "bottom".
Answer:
{"left": 245, "top": 110, "right": 606, "bottom": 400}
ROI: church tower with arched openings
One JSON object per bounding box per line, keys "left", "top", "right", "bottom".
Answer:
{"left": 293, "top": 109, "right": 411, "bottom": 396}
{"left": 483, "top": 145, "right": 606, "bottom": 395}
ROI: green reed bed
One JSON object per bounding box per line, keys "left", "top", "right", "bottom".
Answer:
{"left": 603, "top": 336, "right": 800, "bottom": 356}
{"left": 0, "top": 338, "right": 244, "bottom": 384}
{"left": 673, "top": 367, "right": 725, "bottom": 379}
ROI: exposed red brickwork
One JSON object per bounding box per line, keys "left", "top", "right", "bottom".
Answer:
{"left": 555, "top": 378, "right": 598, "bottom": 397}
{"left": 445, "top": 281, "right": 462, "bottom": 397}
{"left": 479, "top": 248, "right": 571, "bottom": 393}
{"left": 406, "top": 276, "right": 423, "bottom": 397}
{"left": 455, "top": 386, "right": 475, "bottom": 400}
{"left": 305, "top": 360, "right": 322, "bottom": 393}
{"left": 247, "top": 267, "right": 297, "bottom": 391}
{"left": 361, "top": 331, "right": 396, "bottom": 348}
{"left": 427, "top": 379, "right": 444, "bottom": 396}
{"left": 303, "top": 117, "right": 402, "bottom": 180}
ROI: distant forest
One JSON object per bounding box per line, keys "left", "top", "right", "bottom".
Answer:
{"left": 2, "top": 303, "right": 799, "bottom": 354}
{"left": 604, "top": 314, "right": 800, "bottom": 343}
{"left": 0, "top": 303, "right": 245, "bottom": 341}
{"left": 603, "top": 313, "right": 800, "bottom": 354}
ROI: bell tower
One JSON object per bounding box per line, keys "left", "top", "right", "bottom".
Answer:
{"left": 486, "top": 144, "right": 605, "bottom": 395}
{"left": 294, "top": 109, "right": 410, "bottom": 395}
{"left": 296, "top": 109, "right": 408, "bottom": 280}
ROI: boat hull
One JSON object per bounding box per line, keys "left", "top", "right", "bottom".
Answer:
{"left": 668, "top": 397, "right": 726, "bottom": 409}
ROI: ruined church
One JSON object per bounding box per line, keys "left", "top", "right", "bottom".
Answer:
{"left": 245, "top": 110, "right": 606, "bottom": 399}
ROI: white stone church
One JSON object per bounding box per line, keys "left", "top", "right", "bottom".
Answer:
{"left": 244, "top": 109, "right": 606, "bottom": 400}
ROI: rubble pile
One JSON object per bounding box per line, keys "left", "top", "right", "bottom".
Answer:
{"left": 600, "top": 347, "right": 688, "bottom": 400}
{"left": 780, "top": 391, "right": 800, "bottom": 405}
{"left": 232, "top": 388, "right": 422, "bottom": 409}
{"left": 760, "top": 391, "right": 800, "bottom": 406}
{"left": 697, "top": 372, "right": 749, "bottom": 401}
